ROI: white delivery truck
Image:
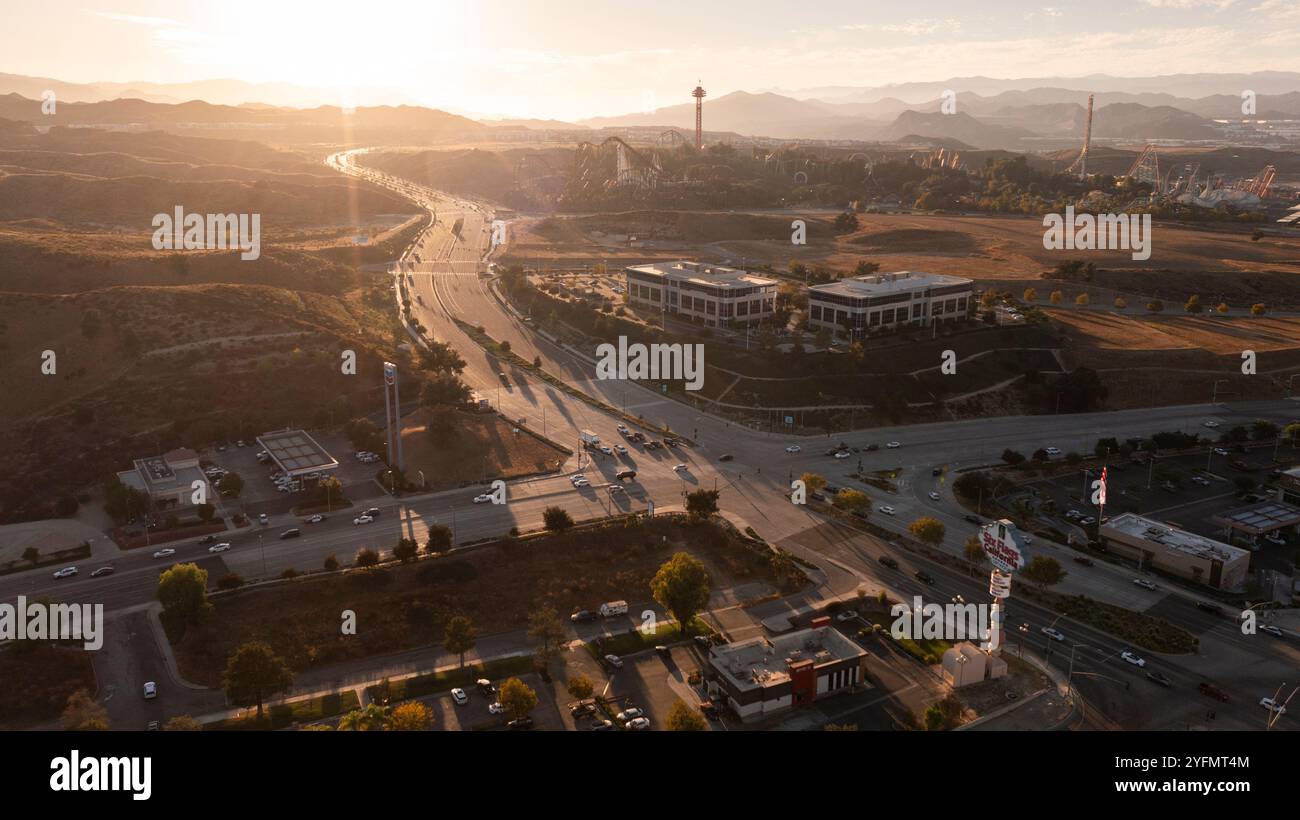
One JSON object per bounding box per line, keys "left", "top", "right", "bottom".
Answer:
{"left": 599, "top": 600, "right": 628, "bottom": 618}
{"left": 580, "top": 429, "right": 600, "bottom": 448}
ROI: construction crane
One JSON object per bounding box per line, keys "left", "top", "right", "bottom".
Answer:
{"left": 1065, "top": 94, "right": 1094, "bottom": 178}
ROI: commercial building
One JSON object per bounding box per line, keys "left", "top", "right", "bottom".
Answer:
{"left": 704, "top": 625, "right": 867, "bottom": 721}
{"left": 1210, "top": 500, "right": 1300, "bottom": 548}
{"left": 1278, "top": 467, "right": 1300, "bottom": 505}
{"left": 623, "top": 261, "right": 777, "bottom": 328}
{"left": 807, "top": 270, "right": 974, "bottom": 339}
{"left": 256, "top": 430, "right": 339, "bottom": 480}
{"left": 1098, "top": 513, "right": 1250, "bottom": 591}
{"left": 116, "top": 448, "right": 207, "bottom": 510}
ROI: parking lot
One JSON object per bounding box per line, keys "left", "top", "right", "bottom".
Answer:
{"left": 412, "top": 672, "right": 563, "bottom": 731}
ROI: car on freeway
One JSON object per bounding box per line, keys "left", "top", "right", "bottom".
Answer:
{"left": 1041, "top": 627, "right": 1066, "bottom": 642}
{"left": 1202, "top": 420, "right": 1220, "bottom": 428}
{"left": 1259, "top": 697, "right": 1287, "bottom": 715}
{"left": 886, "top": 441, "right": 901, "bottom": 449}
{"left": 473, "top": 493, "right": 494, "bottom": 504}
{"left": 1195, "top": 601, "right": 1222, "bottom": 615}
{"left": 1146, "top": 671, "right": 1172, "bottom": 687}
{"left": 279, "top": 529, "right": 301, "bottom": 540}
{"left": 963, "top": 514, "right": 982, "bottom": 525}
{"left": 208, "top": 543, "right": 232, "bottom": 553}
{"left": 572, "top": 478, "right": 590, "bottom": 488}
{"left": 718, "top": 454, "right": 734, "bottom": 462}
{"left": 199, "top": 534, "right": 217, "bottom": 544}
{"left": 829, "top": 450, "right": 848, "bottom": 460}
{"left": 1213, "top": 447, "right": 1229, "bottom": 456}
{"left": 258, "top": 513, "right": 270, "bottom": 525}
{"left": 52, "top": 566, "right": 78, "bottom": 579}
{"left": 1260, "top": 625, "right": 1284, "bottom": 637}
{"left": 152, "top": 548, "right": 176, "bottom": 559}
{"left": 450, "top": 688, "right": 469, "bottom": 706}
{"left": 90, "top": 566, "right": 115, "bottom": 578}
{"left": 1132, "top": 578, "right": 1157, "bottom": 591}
{"left": 1191, "top": 476, "right": 1210, "bottom": 486}
{"left": 626, "top": 717, "right": 651, "bottom": 731}
{"left": 914, "top": 570, "right": 935, "bottom": 585}
{"left": 785, "top": 445, "right": 801, "bottom": 453}
{"left": 928, "top": 491, "right": 941, "bottom": 501}
{"left": 877, "top": 555, "right": 899, "bottom": 569}
{"left": 616, "top": 424, "right": 629, "bottom": 435}
{"left": 616, "top": 707, "right": 644, "bottom": 722}
{"left": 1079, "top": 516, "right": 1096, "bottom": 526}
{"left": 878, "top": 505, "right": 896, "bottom": 516}
{"left": 1120, "top": 651, "right": 1146, "bottom": 668}
{"left": 835, "top": 610, "right": 858, "bottom": 623}
{"left": 353, "top": 515, "right": 374, "bottom": 525}
{"left": 307, "top": 514, "right": 326, "bottom": 524}
{"left": 1045, "top": 446, "right": 1061, "bottom": 456}
{"left": 143, "top": 681, "right": 157, "bottom": 700}
{"left": 604, "top": 654, "right": 624, "bottom": 669}
{"left": 362, "top": 507, "right": 381, "bottom": 518}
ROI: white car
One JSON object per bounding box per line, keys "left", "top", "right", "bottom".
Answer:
{"left": 785, "top": 445, "right": 801, "bottom": 453}
{"left": 1213, "top": 447, "right": 1229, "bottom": 456}
{"left": 878, "top": 505, "right": 896, "bottom": 516}
{"left": 208, "top": 543, "right": 231, "bottom": 553}
{"left": 572, "top": 478, "right": 590, "bottom": 487}
{"left": 599, "top": 445, "right": 613, "bottom": 455}
{"left": 1202, "top": 420, "right": 1220, "bottom": 428}
{"left": 1259, "top": 697, "right": 1287, "bottom": 715}
{"left": 1260, "top": 625, "right": 1284, "bottom": 637}
{"left": 1191, "top": 476, "right": 1210, "bottom": 486}
{"left": 673, "top": 463, "right": 687, "bottom": 472}
{"left": 52, "top": 566, "right": 78, "bottom": 579}
{"left": 488, "top": 702, "right": 505, "bottom": 715}
{"left": 152, "top": 548, "right": 176, "bottom": 559}
{"left": 626, "top": 716, "right": 652, "bottom": 731}
{"left": 473, "top": 494, "right": 493, "bottom": 504}
{"left": 1044, "top": 446, "right": 1061, "bottom": 456}
{"left": 608, "top": 484, "right": 624, "bottom": 494}
{"left": 616, "top": 424, "right": 629, "bottom": 435}
{"left": 928, "top": 491, "right": 941, "bottom": 501}
{"left": 886, "top": 442, "right": 901, "bottom": 449}
{"left": 451, "top": 688, "right": 468, "bottom": 706}
{"left": 835, "top": 610, "right": 858, "bottom": 623}
{"left": 834, "top": 451, "right": 851, "bottom": 459}
{"left": 1120, "top": 651, "right": 1146, "bottom": 668}
{"left": 570, "top": 473, "right": 587, "bottom": 484}
{"left": 1041, "top": 627, "right": 1066, "bottom": 642}
{"left": 143, "top": 681, "right": 157, "bottom": 700}
{"left": 604, "top": 654, "right": 624, "bottom": 669}
{"left": 614, "top": 445, "right": 628, "bottom": 455}
{"left": 1132, "top": 578, "right": 1157, "bottom": 591}
{"left": 307, "top": 514, "right": 325, "bottom": 524}
{"left": 616, "top": 707, "right": 643, "bottom": 722}
{"left": 353, "top": 515, "right": 374, "bottom": 525}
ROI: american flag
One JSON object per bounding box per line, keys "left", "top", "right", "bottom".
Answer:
{"left": 1098, "top": 466, "right": 1108, "bottom": 507}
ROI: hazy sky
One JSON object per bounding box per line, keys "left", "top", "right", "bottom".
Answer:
{"left": 4, "top": 0, "right": 1299, "bottom": 119}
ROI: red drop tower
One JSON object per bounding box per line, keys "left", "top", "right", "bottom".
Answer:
{"left": 692, "top": 83, "right": 706, "bottom": 150}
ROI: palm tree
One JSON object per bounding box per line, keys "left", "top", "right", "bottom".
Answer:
{"left": 337, "top": 703, "right": 390, "bottom": 731}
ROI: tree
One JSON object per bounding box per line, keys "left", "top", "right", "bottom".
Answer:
{"left": 222, "top": 641, "right": 293, "bottom": 719}
{"left": 542, "top": 505, "right": 574, "bottom": 533}
{"left": 800, "top": 473, "right": 828, "bottom": 494}
{"left": 386, "top": 701, "right": 433, "bottom": 731}
{"left": 664, "top": 699, "right": 708, "bottom": 731}
{"left": 425, "top": 524, "right": 452, "bottom": 553}
{"left": 157, "top": 563, "right": 211, "bottom": 625}
{"left": 323, "top": 553, "right": 340, "bottom": 571}
{"left": 1000, "top": 449, "right": 1025, "bottom": 466}
{"left": 444, "top": 615, "right": 476, "bottom": 668}
{"left": 923, "top": 695, "right": 964, "bottom": 731}
{"left": 61, "top": 689, "right": 109, "bottom": 731}
{"left": 1049, "top": 290, "right": 1063, "bottom": 305}
{"left": 355, "top": 548, "right": 380, "bottom": 567}
{"left": 833, "top": 488, "right": 871, "bottom": 513}
{"left": 528, "top": 606, "right": 567, "bottom": 669}
{"left": 22, "top": 546, "right": 39, "bottom": 566}
{"left": 1251, "top": 303, "right": 1266, "bottom": 316}
{"left": 217, "top": 572, "right": 244, "bottom": 590}
{"left": 963, "top": 536, "right": 985, "bottom": 576}
{"left": 1074, "top": 292, "right": 1089, "bottom": 306}
{"left": 833, "top": 210, "right": 859, "bottom": 233}
{"left": 1216, "top": 302, "right": 1229, "bottom": 314}
{"left": 651, "top": 552, "right": 712, "bottom": 635}
{"left": 685, "top": 489, "right": 720, "bottom": 520}
{"left": 1147, "top": 300, "right": 1164, "bottom": 313}
{"left": 1031, "top": 448, "right": 1049, "bottom": 462}
{"left": 392, "top": 537, "right": 419, "bottom": 563}
{"left": 566, "top": 675, "right": 594, "bottom": 701}
{"left": 498, "top": 677, "right": 538, "bottom": 721}
{"left": 1021, "top": 556, "right": 1066, "bottom": 590}
{"left": 1184, "top": 294, "right": 1203, "bottom": 313}
{"left": 1113, "top": 297, "right": 1127, "bottom": 309}
{"left": 163, "top": 715, "right": 202, "bottom": 731}
{"left": 1023, "top": 287, "right": 1038, "bottom": 302}
{"left": 218, "top": 471, "right": 244, "bottom": 497}
{"left": 909, "top": 517, "right": 946, "bottom": 546}
{"left": 338, "top": 703, "right": 390, "bottom": 731}
{"left": 196, "top": 503, "right": 215, "bottom": 522}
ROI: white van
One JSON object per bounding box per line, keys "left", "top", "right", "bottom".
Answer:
{"left": 599, "top": 600, "right": 629, "bottom": 618}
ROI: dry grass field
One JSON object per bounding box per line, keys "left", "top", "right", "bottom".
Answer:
{"left": 0, "top": 645, "right": 96, "bottom": 728}
{"left": 398, "top": 409, "right": 566, "bottom": 490}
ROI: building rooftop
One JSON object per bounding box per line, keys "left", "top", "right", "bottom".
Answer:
{"left": 256, "top": 429, "right": 339, "bottom": 476}
{"left": 709, "top": 626, "right": 864, "bottom": 692}
{"left": 1211, "top": 501, "right": 1300, "bottom": 535}
{"left": 1101, "top": 513, "right": 1247, "bottom": 562}
{"left": 625, "top": 261, "right": 776, "bottom": 289}
{"left": 809, "top": 270, "right": 971, "bottom": 299}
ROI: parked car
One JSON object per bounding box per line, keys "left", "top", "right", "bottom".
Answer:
{"left": 488, "top": 702, "right": 505, "bottom": 715}
{"left": 835, "top": 610, "right": 858, "bottom": 623}
{"left": 604, "top": 654, "right": 624, "bottom": 669}
{"left": 626, "top": 717, "right": 651, "bottom": 731}
{"left": 608, "top": 484, "right": 625, "bottom": 495}
{"left": 142, "top": 681, "right": 157, "bottom": 700}
{"left": 616, "top": 707, "right": 644, "bottom": 722}
{"left": 615, "top": 470, "right": 637, "bottom": 480}
{"left": 507, "top": 717, "right": 534, "bottom": 730}
{"left": 570, "top": 610, "right": 597, "bottom": 622}
{"left": 589, "top": 719, "right": 616, "bottom": 731}
{"left": 477, "top": 679, "right": 497, "bottom": 698}
{"left": 450, "top": 688, "right": 469, "bottom": 706}
{"left": 258, "top": 513, "right": 270, "bottom": 525}
{"left": 1041, "top": 627, "right": 1066, "bottom": 642}
{"left": 614, "top": 445, "right": 628, "bottom": 455}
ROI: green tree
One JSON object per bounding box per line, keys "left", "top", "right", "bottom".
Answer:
{"left": 685, "top": 489, "right": 720, "bottom": 520}
{"left": 498, "top": 677, "right": 538, "bottom": 721}
{"left": 425, "top": 523, "right": 452, "bottom": 553}
{"left": 355, "top": 548, "right": 380, "bottom": 567}
{"left": 218, "top": 471, "right": 244, "bottom": 497}
{"left": 1049, "top": 290, "right": 1063, "bottom": 305}
{"left": 22, "top": 546, "right": 39, "bottom": 566}
{"left": 61, "top": 689, "right": 109, "bottom": 731}
{"left": 1023, "top": 287, "right": 1037, "bottom": 302}
{"left": 222, "top": 641, "right": 293, "bottom": 720}
{"left": 1074, "top": 292, "right": 1089, "bottom": 306}
{"left": 338, "top": 703, "right": 390, "bottom": 731}
{"left": 392, "top": 537, "right": 419, "bottom": 563}
{"left": 542, "top": 506, "right": 574, "bottom": 533}
{"left": 664, "top": 699, "right": 708, "bottom": 731}
{"left": 196, "top": 503, "right": 215, "bottom": 522}
{"left": 1001, "top": 449, "right": 1025, "bottom": 466}
{"left": 1021, "top": 556, "right": 1066, "bottom": 590}
{"left": 528, "top": 606, "right": 567, "bottom": 669}
{"left": 323, "top": 553, "right": 340, "bottom": 571}
{"left": 444, "top": 615, "right": 476, "bottom": 668}
{"left": 1147, "top": 300, "right": 1164, "bottom": 313}
{"left": 963, "top": 536, "right": 984, "bottom": 576}
{"left": 651, "top": 552, "right": 712, "bottom": 635}
{"left": 157, "top": 563, "right": 211, "bottom": 625}
{"left": 800, "top": 473, "right": 828, "bottom": 494}
{"left": 833, "top": 488, "right": 871, "bottom": 513}
{"left": 1251, "top": 303, "right": 1266, "bottom": 316}
{"left": 1184, "top": 294, "right": 1203, "bottom": 313}
{"left": 909, "top": 516, "right": 946, "bottom": 546}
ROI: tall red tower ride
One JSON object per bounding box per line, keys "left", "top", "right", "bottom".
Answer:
{"left": 692, "top": 83, "right": 706, "bottom": 151}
